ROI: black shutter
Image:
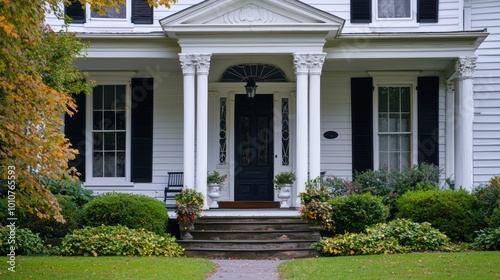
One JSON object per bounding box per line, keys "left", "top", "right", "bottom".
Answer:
{"left": 131, "top": 78, "right": 154, "bottom": 183}
{"left": 65, "top": 0, "right": 86, "bottom": 24}
{"left": 65, "top": 93, "right": 86, "bottom": 181}
{"left": 417, "top": 0, "right": 439, "bottom": 23}
{"left": 351, "top": 77, "right": 374, "bottom": 176}
{"left": 417, "top": 77, "right": 439, "bottom": 165}
{"left": 351, "top": 0, "right": 372, "bottom": 23}
{"left": 132, "top": 0, "right": 154, "bottom": 24}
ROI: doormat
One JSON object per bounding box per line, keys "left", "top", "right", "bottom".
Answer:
{"left": 218, "top": 201, "right": 281, "bottom": 209}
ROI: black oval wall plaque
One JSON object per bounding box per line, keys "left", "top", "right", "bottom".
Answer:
{"left": 323, "top": 131, "right": 338, "bottom": 139}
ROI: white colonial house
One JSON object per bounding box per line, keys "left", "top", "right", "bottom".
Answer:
{"left": 48, "top": 0, "right": 499, "bottom": 210}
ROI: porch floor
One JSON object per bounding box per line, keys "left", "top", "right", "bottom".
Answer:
{"left": 168, "top": 208, "right": 300, "bottom": 219}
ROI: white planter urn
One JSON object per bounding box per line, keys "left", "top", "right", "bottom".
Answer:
{"left": 207, "top": 183, "right": 222, "bottom": 208}
{"left": 277, "top": 185, "right": 292, "bottom": 208}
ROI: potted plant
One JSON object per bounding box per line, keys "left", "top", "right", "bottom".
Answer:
{"left": 175, "top": 188, "right": 204, "bottom": 240}
{"left": 207, "top": 171, "right": 228, "bottom": 208}
{"left": 272, "top": 171, "right": 296, "bottom": 208}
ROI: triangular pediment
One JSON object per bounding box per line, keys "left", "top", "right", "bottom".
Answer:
{"left": 160, "top": 0, "right": 345, "bottom": 38}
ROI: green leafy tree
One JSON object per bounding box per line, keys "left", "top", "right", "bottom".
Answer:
{"left": 0, "top": 0, "right": 176, "bottom": 222}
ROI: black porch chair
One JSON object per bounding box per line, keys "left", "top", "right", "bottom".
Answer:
{"left": 164, "top": 172, "right": 183, "bottom": 210}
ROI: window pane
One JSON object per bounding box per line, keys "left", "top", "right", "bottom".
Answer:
{"left": 93, "top": 152, "right": 103, "bottom": 177}
{"left": 401, "top": 152, "right": 411, "bottom": 169}
{"left": 389, "top": 87, "right": 400, "bottom": 112}
{"left": 389, "top": 135, "right": 400, "bottom": 151}
{"left": 93, "top": 111, "right": 103, "bottom": 130}
{"left": 401, "top": 135, "right": 411, "bottom": 151}
{"left": 93, "top": 132, "right": 104, "bottom": 151}
{"left": 116, "top": 111, "right": 126, "bottom": 130}
{"left": 91, "top": 3, "right": 126, "bottom": 18}
{"left": 378, "top": 0, "right": 411, "bottom": 18}
{"left": 379, "top": 151, "right": 389, "bottom": 169}
{"left": 379, "top": 87, "right": 388, "bottom": 112}
{"left": 379, "top": 135, "right": 389, "bottom": 152}
{"left": 379, "top": 113, "right": 388, "bottom": 132}
{"left": 116, "top": 132, "right": 126, "bottom": 150}
{"left": 104, "top": 111, "right": 115, "bottom": 130}
{"left": 401, "top": 87, "right": 410, "bottom": 112}
{"left": 103, "top": 86, "right": 115, "bottom": 109}
{"left": 116, "top": 152, "right": 125, "bottom": 177}
{"left": 93, "top": 86, "right": 103, "bottom": 110}
{"left": 104, "top": 152, "right": 116, "bottom": 177}
{"left": 389, "top": 113, "right": 400, "bottom": 132}
{"left": 389, "top": 152, "right": 400, "bottom": 171}
{"left": 115, "top": 86, "right": 126, "bottom": 109}
{"left": 104, "top": 132, "right": 115, "bottom": 150}
{"left": 401, "top": 113, "right": 410, "bottom": 132}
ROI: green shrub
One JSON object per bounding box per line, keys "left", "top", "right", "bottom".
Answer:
{"left": 41, "top": 178, "right": 93, "bottom": 207}
{"left": 56, "top": 225, "right": 184, "bottom": 257}
{"left": 396, "top": 190, "right": 479, "bottom": 242}
{"left": 487, "top": 205, "right": 500, "bottom": 228}
{"left": 350, "top": 163, "right": 441, "bottom": 216}
{"left": 0, "top": 196, "right": 80, "bottom": 239}
{"left": 312, "top": 219, "right": 449, "bottom": 256}
{"left": 473, "top": 227, "right": 500, "bottom": 251}
{"left": 80, "top": 193, "right": 168, "bottom": 235}
{"left": 0, "top": 228, "right": 48, "bottom": 255}
{"left": 473, "top": 176, "right": 500, "bottom": 228}
{"left": 328, "top": 193, "right": 388, "bottom": 234}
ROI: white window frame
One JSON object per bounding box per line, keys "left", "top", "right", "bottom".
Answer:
{"left": 370, "top": 0, "right": 419, "bottom": 28}
{"left": 85, "top": 0, "right": 133, "bottom": 26}
{"left": 85, "top": 74, "right": 133, "bottom": 186}
{"left": 369, "top": 72, "right": 419, "bottom": 170}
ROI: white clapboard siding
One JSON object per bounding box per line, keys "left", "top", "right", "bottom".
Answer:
{"left": 321, "top": 73, "right": 354, "bottom": 179}
{"left": 47, "top": 0, "right": 461, "bottom": 34}
{"left": 152, "top": 72, "right": 184, "bottom": 184}
{"left": 471, "top": 0, "right": 500, "bottom": 185}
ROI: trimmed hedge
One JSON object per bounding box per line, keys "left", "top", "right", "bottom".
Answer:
{"left": 80, "top": 193, "right": 167, "bottom": 235}
{"left": 328, "top": 193, "right": 389, "bottom": 234}
{"left": 396, "top": 190, "right": 479, "bottom": 242}
{"left": 56, "top": 225, "right": 184, "bottom": 257}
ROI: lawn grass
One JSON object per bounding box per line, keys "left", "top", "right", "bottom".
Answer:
{"left": 279, "top": 252, "right": 500, "bottom": 280}
{"left": 0, "top": 256, "right": 215, "bottom": 280}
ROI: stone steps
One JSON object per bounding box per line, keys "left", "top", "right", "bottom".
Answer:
{"left": 176, "top": 216, "right": 319, "bottom": 259}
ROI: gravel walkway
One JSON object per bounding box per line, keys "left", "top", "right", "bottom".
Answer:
{"left": 207, "top": 259, "right": 284, "bottom": 280}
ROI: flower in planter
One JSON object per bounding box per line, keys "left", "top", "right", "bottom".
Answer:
{"left": 272, "top": 172, "right": 296, "bottom": 191}
{"left": 207, "top": 171, "right": 228, "bottom": 190}
{"left": 175, "top": 188, "right": 204, "bottom": 224}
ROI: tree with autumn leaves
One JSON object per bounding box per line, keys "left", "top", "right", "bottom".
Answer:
{"left": 0, "top": 0, "right": 176, "bottom": 222}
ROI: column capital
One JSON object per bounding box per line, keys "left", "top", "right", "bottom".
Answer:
{"left": 455, "top": 56, "right": 477, "bottom": 79}
{"left": 293, "top": 53, "right": 309, "bottom": 75}
{"left": 308, "top": 53, "right": 326, "bottom": 74}
{"left": 194, "top": 53, "right": 212, "bottom": 74}
{"left": 179, "top": 53, "right": 196, "bottom": 74}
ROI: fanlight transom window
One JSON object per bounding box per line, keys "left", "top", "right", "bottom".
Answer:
{"left": 220, "top": 64, "right": 288, "bottom": 82}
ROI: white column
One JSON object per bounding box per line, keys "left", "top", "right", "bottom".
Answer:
{"left": 195, "top": 54, "right": 212, "bottom": 209}
{"left": 293, "top": 53, "right": 309, "bottom": 207}
{"left": 454, "top": 56, "right": 476, "bottom": 190}
{"left": 179, "top": 54, "right": 196, "bottom": 190}
{"left": 308, "top": 53, "right": 326, "bottom": 179}
{"left": 445, "top": 79, "right": 455, "bottom": 182}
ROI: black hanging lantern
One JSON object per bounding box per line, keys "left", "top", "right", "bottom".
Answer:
{"left": 244, "top": 78, "right": 257, "bottom": 99}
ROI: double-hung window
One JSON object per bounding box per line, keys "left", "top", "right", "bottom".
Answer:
{"left": 376, "top": 85, "right": 412, "bottom": 171}
{"left": 90, "top": 84, "right": 130, "bottom": 182}
{"left": 65, "top": 0, "right": 154, "bottom": 24}
{"left": 351, "top": 0, "right": 438, "bottom": 23}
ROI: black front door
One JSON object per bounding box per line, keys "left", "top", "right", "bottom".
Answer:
{"left": 234, "top": 94, "right": 274, "bottom": 201}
